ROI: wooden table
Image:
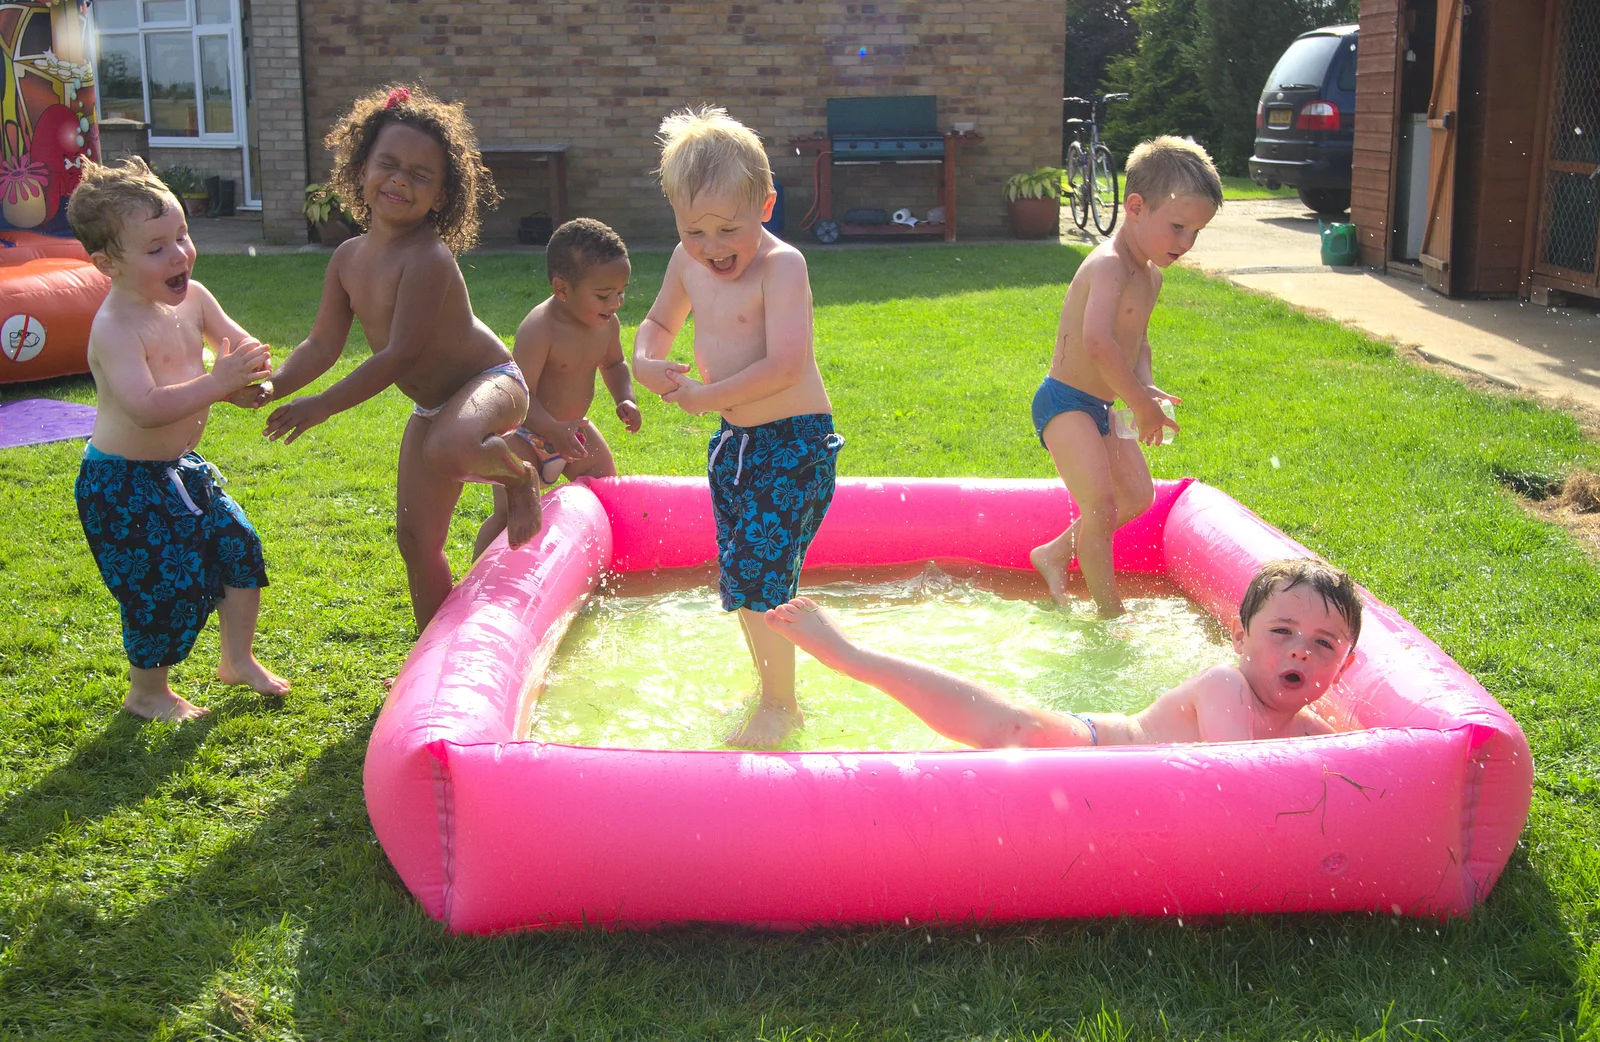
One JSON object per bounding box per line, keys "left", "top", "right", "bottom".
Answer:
{"left": 791, "top": 131, "right": 981, "bottom": 242}
{"left": 479, "top": 143, "right": 571, "bottom": 227}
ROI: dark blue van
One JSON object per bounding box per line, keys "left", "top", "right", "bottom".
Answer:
{"left": 1248, "top": 25, "right": 1358, "bottom": 215}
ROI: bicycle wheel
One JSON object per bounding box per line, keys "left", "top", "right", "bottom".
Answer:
{"left": 1067, "top": 145, "right": 1090, "bottom": 230}
{"left": 1091, "top": 144, "right": 1119, "bottom": 235}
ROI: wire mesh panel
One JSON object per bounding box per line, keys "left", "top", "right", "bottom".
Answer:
{"left": 1537, "top": 0, "right": 1600, "bottom": 281}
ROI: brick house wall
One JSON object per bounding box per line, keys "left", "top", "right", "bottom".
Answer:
{"left": 254, "top": 0, "right": 310, "bottom": 244}
{"left": 295, "top": 1, "right": 1065, "bottom": 244}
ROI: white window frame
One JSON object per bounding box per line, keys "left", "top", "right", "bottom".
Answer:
{"left": 91, "top": 0, "right": 247, "bottom": 149}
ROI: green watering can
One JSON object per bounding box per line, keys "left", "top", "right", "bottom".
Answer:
{"left": 1319, "top": 219, "right": 1359, "bottom": 266}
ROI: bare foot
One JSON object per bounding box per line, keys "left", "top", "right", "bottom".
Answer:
{"left": 123, "top": 685, "right": 210, "bottom": 722}
{"left": 726, "top": 701, "right": 803, "bottom": 749}
{"left": 504, "top": 466, "right": 543, "bottom": 549}
{"left": 218, "top": 655, "right": 291, "bottom": 696}
{"left": 764, "top": 597, "right": 856, "bottom": 671}
{"left": 1029, "top": 542, "right": 1073, "bottom": 609}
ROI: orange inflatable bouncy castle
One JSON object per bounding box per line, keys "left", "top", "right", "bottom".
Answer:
{"left": 1, "top": 1, "right": 108, "bottom": 384}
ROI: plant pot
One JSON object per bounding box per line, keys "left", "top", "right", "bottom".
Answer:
{"left": 183, "top": 194, "right": 209, "bottom": 217}
{"left": 1008, "top": 197, "right": 1061, "bottom": 240}
{"left": 315, "top": 218, "right": 356, "bottom": 247}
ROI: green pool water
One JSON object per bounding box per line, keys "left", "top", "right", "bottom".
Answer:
{"left": 526, "top": 564, "right": 1235, "bottom": 752}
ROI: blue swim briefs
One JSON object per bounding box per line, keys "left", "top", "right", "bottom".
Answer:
{"left": 1032, "top": 376, "right": 1112, "bottom": 443}
{"left": 708, "top": 413, "right": 844, "bottom": 612}
{"left": 75, "top": 444, "right": 269, "bottom": 669}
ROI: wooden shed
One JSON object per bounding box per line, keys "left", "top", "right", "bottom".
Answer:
{"left": 1352, "top": 0, "right": 1599, "bottom": 302}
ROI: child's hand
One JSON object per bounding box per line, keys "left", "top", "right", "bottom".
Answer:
{"left": 1133, "top": 396, "right": 1178, "bottom": 446}
{"left": 212, "top": 337, "right": 272, "bottom": 393}
{"left": 225, "top": 379, "right": 274, "bottom": 410}
{"left": 263, "top": 394, "right": 332, "bottom": 444}
{"left": 547, "top": 422, "right": 589, "bottom": 461}
{"left": 662, "top": 372, "right": 709, "bottom": 415}
{"left": 1145, "top": 384, "right": 1182, "bottom": 407}
{"left": 634, "top": 357, "right": 691, "bottom": 397}
{"left": 616, "top": 398, "right": 642, "bottom": 433}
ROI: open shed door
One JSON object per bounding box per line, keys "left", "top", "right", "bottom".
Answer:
{"left": 1420, "top": 0, "right": 1463, "bottom": 294}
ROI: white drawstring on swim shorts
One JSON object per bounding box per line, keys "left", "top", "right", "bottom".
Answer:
{"left": 708, "top": 429, "right": 751, "bottom": 486}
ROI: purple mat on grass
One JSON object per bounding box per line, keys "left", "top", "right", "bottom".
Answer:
{"left": 0, "top": 399, "right": 96, "bottom": 449}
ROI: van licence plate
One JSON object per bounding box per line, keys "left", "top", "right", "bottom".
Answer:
{"left": 1267, "top": 109, "right": 1292, "bottom": 129}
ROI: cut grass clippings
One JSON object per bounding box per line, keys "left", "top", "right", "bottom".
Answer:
{"left": 1, "top": 245, "right": 1597, "bottom": 1041}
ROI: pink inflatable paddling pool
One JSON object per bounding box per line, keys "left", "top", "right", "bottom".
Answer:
{"left": 364, "top": 477, "right": 1532, "bottom": 934}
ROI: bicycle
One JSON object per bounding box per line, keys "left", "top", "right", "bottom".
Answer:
{"left": 1062, "top": 93, "right": 1127, "bottom": 235}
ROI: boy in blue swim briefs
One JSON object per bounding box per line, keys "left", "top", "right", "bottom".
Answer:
{"left": 634, "top": 106, "right": 843, "bottom": 749}
{"left": 1031, "top": 136, "right": 1221, "bottom": 617}
{"left": 66, "top": 157, "right": 287, "bottom": 721}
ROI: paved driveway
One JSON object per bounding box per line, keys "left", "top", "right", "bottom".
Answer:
{"left": 1175, "top": 197, "right": 1600, "bottom": 414}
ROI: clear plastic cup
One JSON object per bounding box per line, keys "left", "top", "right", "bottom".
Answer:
{"left": 1111, "top": 400, "right": 1176, "bottom": 444}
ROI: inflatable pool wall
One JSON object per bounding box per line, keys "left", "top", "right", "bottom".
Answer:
{"left": 365, "top": 478, "right": 1533, "bottom": 934}
{"left": 2, "top": 3, "right": 106, "bottom": 384}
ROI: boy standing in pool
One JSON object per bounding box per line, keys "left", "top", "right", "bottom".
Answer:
{"left": 634, "top": 106, "right": 843, "bottom": 748}
{"left": 766, "top": 558, "right": 1360, "bottom": 747}
{"left": 474, "top": 217, "right": 641, "bottom": 557}
{"left": 67, "top": 157, "right": 288, "bottom": 721}
{"left": 1030, "top": 136, "right": 1222, "bottom": 617}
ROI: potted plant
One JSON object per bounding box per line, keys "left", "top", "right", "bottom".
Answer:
{"left": 159, "top": 165, "right": 210, "bottom": 217}
{"left": 303, "top": 182, "right": 357, "bottom": 246}
{"left": 1002, "top": 167, "right": 1068, "bottom": 239}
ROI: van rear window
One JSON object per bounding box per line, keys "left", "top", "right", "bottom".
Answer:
{"left": 1265, "top": 35, "right": 1342, "bottom": 90}
{"left": 1336, "top": 38, "right": 1358, "bottom": 92}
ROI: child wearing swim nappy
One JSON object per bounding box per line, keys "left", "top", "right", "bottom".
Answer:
{"left": 634, "top": 106, "right": 843, "bottom": 749}
{"left": 1030, "top": 136, "right": 1222, "bottom": 617}
{"left": 767, "top": 558, "right": 1361, "bottom": 747}
{"left": 67, "top": 157, "right": 287, "bottom": 722}
{"left": 258, "top": 84, "right": 539, "bottom": 631}
{"left": 473, "top": 218, "right": 641, "bottom": 559}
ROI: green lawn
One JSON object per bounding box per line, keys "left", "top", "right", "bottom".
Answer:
{"left": 2, "top": 245, "right": 1597, "bottom": 1040}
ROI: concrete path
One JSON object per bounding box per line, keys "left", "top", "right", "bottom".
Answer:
{"left": 1178, "top": 197, "right": 1600, "bottom": 414}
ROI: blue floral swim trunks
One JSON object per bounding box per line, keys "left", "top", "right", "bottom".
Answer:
{"left": 707, "top": 413, "right": 844, "bottom": 612}
{"left": 75, "top": 444, "right": 269, "bottom": 669}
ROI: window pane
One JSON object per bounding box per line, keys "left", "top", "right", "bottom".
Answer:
{"left": 95, "top": 0, "right": 138, "bottom": 30}
{"left": 142, "top": 1, "right": 188, "bottom": 23}
{"left": 96, "top": 34, "right": 145, "bottom": 121}
{"left": 197, "top": 0, "right": 231, "bottom": 24}
{"left": 145, "top": 33, "right": 197, "bottom": 137}
{"left": 198, "top": 35, "right": 233, "bottom": 134}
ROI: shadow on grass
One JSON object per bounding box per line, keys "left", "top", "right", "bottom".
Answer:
{"left": 0, "top": 711, "right": 218, "bottom": 856}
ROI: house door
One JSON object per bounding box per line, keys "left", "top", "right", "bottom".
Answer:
{"left": 1531, "top": 0, "right": 1600, "bottom": 296}
{"left": 1420, "top": 0, "right": 1463, "bottom": 295}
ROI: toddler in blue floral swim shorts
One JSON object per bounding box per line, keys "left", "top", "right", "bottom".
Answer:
{"left": 634, "top": 106, "right": 843, "bottom": 748}
{"left": 67, "top": 157, "right": 288, "bottom": 721}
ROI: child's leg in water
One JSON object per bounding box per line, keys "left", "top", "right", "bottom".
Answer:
{"left": 764, "top": 598, "right": 1093, "bottom": 749}
{"left": 1032, "top": 411, "right": 1123, "bottom": 615}
{"left": 726, "top": 607, "right": 801, "bottom": 748}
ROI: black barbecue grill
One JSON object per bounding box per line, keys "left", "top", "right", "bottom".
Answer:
{"left": 792, "top": 96, "right": 979, "bottom": 243}
{"left": 826, "top": 96, "right": 945, "bottom": 164}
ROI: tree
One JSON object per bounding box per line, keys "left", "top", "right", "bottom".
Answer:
{"left": 1064, "top": 0, "right": 1137, "bottom": 103}
{"left": 1098, "top": 0, "right": 1360, "bottom": 176}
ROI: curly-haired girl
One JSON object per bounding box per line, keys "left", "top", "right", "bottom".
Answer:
{"left": 260, "top": 84, "right": 538, "bottom": 630}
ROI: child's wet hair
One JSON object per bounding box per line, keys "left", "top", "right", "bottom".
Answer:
{"left": 66, "top": 157, "right": 175, "bottom": 260}
{"left": 1239, "top": 558, "right": 1363, "bottom": 646}
{"left": 546, "top": 217, "right": 628, "bottom": 286}
{"left": 324, "top": 83, "right": 499, "bottom": 255}
{"left": 1125, "top": 135, "right": 1224, "bottom": 212}
{"left": 655, "top": 105, "right": 773, "bottom": 212}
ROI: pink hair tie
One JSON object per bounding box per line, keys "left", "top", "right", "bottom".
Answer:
{"left": 385, "top": 88, "right": 410, "bottom": 109}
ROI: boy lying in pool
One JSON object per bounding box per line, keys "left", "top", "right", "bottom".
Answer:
{"left": 763, "top": 558, "right": 1362, "bottom": 747}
